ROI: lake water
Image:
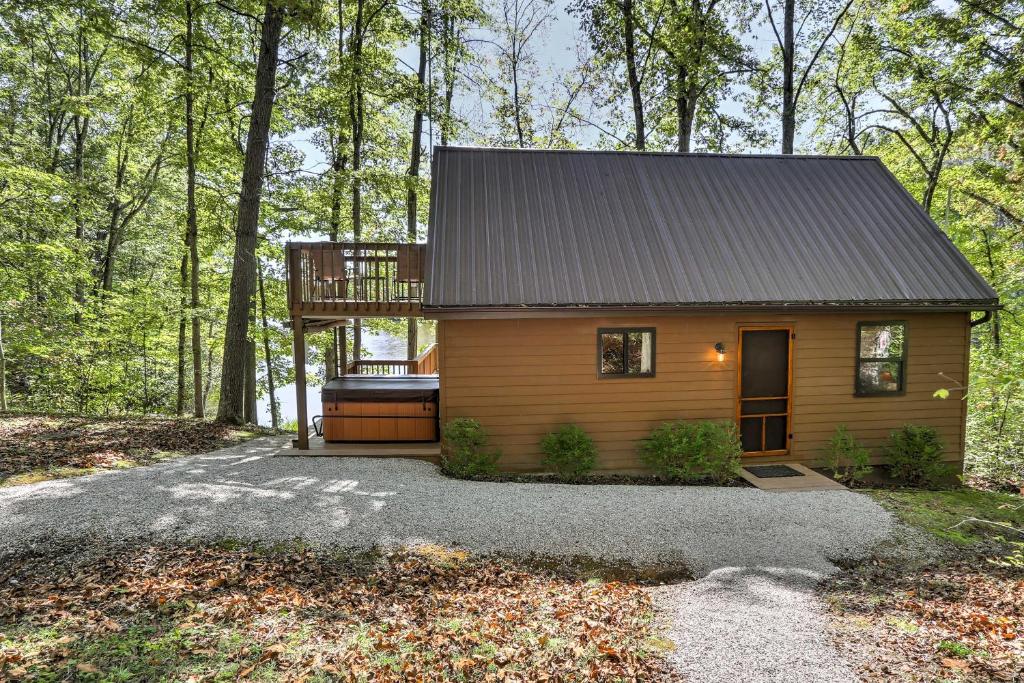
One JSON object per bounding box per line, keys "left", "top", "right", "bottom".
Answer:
{"left": 257, "top": 323, "right": 434, "bottom": 427}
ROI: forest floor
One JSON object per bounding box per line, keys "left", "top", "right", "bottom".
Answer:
{"left": 0, "top": 414, "right": 271, "bottom": 487}
{"left": 824, "top": 489, "right": 1024, "bottom": 682}
{"left": 0, "top": 542, "right": 680, "bottom": 681}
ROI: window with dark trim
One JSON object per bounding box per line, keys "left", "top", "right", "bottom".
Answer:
{"left": 598, "top": 328, "right": 655, "bottom": 377}
{"left": 856, "top": 321, "right": 906, "bottom": 395}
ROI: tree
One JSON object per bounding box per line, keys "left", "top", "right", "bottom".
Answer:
{"left": 184, "top": 0, "right": 205, "bottom": 418}
{"left": 569, "top": 0, "right": 654, "bottom": 148}
{"left": 764, "top": 0, "right": 854, "bottom": 153}
{"left": 218, "top": 0, "right": 288, "bottom": 425}
{"left": 407, "top": 0, "right": 430, "bottom": 359}
{"left": 487, "top": 0, "right": 555, "bottom": 147}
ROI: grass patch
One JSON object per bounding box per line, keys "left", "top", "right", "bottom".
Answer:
{"left": 867, "top": 488, "right": 1024, "bottom": 545}
{"left": 0, "top": 542, "right": 681, "bottom": 681}
{"left": 0, "top": 414, "right": 272, "bottom": 487}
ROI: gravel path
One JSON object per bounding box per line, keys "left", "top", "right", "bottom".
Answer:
{"left": 651, "top": 568, "right": 858, "bottom": 682}
{"left": 1, "top": 435, "right": 895, "bottom": 681}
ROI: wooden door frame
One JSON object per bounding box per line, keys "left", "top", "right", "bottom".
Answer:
{"left": 736, "top": 325, "right": 794, "bottom": 457}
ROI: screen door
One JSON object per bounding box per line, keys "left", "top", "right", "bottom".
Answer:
{"left": 738, "top": 327, "right": 793, "bottom": 454}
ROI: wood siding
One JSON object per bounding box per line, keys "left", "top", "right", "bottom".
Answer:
{"left": 437, "top": 313, "right": 970, "bottom": 472}
{"left": 323, "top": 401, "right": 438, "bottom": 442}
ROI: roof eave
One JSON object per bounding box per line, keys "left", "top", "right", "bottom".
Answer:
{"left": 422, "top": 300, "right": 1002, "bottom": 319}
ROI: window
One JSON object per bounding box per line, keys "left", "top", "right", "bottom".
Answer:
{"left": 598, "top": 328, "right": 655, "bottom": 377}
{"left": 856, "top": 321, "right": 906, "bottom": 395}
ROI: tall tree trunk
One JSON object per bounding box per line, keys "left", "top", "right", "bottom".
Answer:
{"left": 0, "top": 316, "right": 7, "bottom": 412}
{"left": 407, "top": 0, "right": 429, "bottom": 360}
{"left": 185, "top": 0, "right": 205, "bottom": 418}
{"left": 72, "top": 22, "right": 90, "bottom": 323}
{"left": 217, "top": 0, "right": 285, "bottom": 424}
{"left": 675, "top": 64, "right": 693, "bottom": 152}
{"left": 780, "top": 0, "right": 795, "bottom": 154}
{"left": 204, "top": 318, "right": 215, "bottom": 406}
{"left": 440, "top": 13, "right": 457, "bottom": 147}
{"left": 101, "top": 200, "right": 124, "bottom": 291}
{"left": 327, "top": 0, "right": 348, "bottom": 379}
{"left": 327, "top": 146, "right": 346, "bottom": 376}
{"left": 350, "top": 0, "right": 366, "bottom": 362}
{"left": 621, "top": 0, "right": 645, "bottom": 150}
{"left": 257, "top": 260, "right": 279, "bottom": 429}
{"left": 511, "top": 53, "right": 525, "bottom": 147}
{"left": 176, "top": 254, "right": 188, "bottom": 415}
{"left": 244, "top": 332, "right": 257, "bottom": 425}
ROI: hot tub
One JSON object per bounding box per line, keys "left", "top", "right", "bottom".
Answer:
{"left": 320, "top": 376, "right": 439, "bottom": 442}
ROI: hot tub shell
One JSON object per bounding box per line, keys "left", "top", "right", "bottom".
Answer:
{"left": 321, "top": 376, "right": 439, "bottom": 442}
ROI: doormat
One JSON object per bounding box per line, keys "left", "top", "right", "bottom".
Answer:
{"left": 744, "top": 464, "right": 804, "bottom": 478}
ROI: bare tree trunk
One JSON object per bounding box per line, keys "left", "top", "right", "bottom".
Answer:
{"left": 407, "top": 0, "right": 429, "bottom": 360}
{"left": 185, "top": 0, "right": 205, "bottom": 418}
{"left": 327, "top": 152, "right": 346, "bottom": 377}
{"left": 350, "top": 0, "right": 366, "bottom": 362}
{"left": 141, "top": 330, "right": 150, "bottom": 413}
{"left": 176, "top": 254, "right": 188, "bottom": 415}
{"left": 621, "top": 0, "right": 645, "bottom": 150}
{"left": 0, "top": 316, "right": 7, "bottom": 412}
{"left": 511, "top": 52, "right": 525, "bottom": 147}
{"left": 244, "top": 333, "right": 258, "bottom": 425}
{"left": 327, "top": 0, "right": 348, "bottom": 379}
{"left": 72, "top": 21, "right": 90, "bottom": 323}
{"left": 781, "top": 0, "right": 795, "bottom": 154}
{"left": 440, "top": 12, "right": 457, "bottom": 147}
{"left": 217, "top": 0, "right": 285, "bottom": 424}
{"left": 257, "top": 260, "right": 278, "bottom": 429}
{"left": 675, "top": 62, "right": 696, "bottom": 152}
{"left": 204, "top": 318, "right": 215, "bottom": 406}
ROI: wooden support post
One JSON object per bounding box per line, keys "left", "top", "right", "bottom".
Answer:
{"left": 293, "top": 315, "right": 309, "bottom": 449}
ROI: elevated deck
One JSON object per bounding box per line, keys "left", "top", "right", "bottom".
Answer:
{"left": 286, "top": 241, "right": 425, "bottom": 319}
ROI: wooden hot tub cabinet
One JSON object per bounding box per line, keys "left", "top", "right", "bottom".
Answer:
{"left": 321, "top": 376, "right": 439, "bottom": 442}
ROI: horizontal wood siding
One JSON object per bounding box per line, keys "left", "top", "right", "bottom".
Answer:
{"left": 438, "top": 313, "right": 969, "bottom": 472}
{"left": 323, "top": 401, "right": 438, "bottom": 442}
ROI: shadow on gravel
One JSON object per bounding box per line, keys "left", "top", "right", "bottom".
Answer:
{"left": 0, "top": 436, "right": 895, "bottom": 579}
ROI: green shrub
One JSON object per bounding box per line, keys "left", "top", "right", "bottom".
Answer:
{"left": 540, "top": 424, "right": 597, "bottom": 476}
{"left": 822, "top": 424, "right": 873, "bottom": 484}
{"left": 441, "top": 418, "right": 500, "bottom": 477}
{"left": 885, "top": 424, "right": 949, "bottom": 487}
{"left": 639, "top": 420, "right": 741, "bottom": 484}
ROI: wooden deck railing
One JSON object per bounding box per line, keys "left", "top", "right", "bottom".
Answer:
{"left": 287, "top": 242, "right": 425, "bottom": 315}
{"left": 345, "top": 343, "right": 438, "bottom": 376}
{"left": 414, "top": 342, "right": 439, "bottom": 374}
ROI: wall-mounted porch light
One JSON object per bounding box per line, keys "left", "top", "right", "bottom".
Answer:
{"left": 714, "top": 342, "right": 726, "bottom": 362}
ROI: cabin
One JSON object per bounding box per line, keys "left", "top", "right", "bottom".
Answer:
{"left": 287, "top": 147, "right": 999, "bottom": 474}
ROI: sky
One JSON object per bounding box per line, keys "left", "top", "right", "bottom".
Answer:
{"left": 289, "top": 0, "right": 791, "bottom": 177}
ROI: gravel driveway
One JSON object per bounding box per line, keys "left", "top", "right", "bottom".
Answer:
{"left": 1, "top": 435, "right": 895, "bottom": 681}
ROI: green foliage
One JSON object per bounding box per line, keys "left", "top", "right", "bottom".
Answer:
{"left": 868, "top": 488, "right": 1024, "bottom": 546}
{"left": 884, "top": 424, "right": 949, "bottom": 487}
{"left": 822, "top": 424, "right": 873, "bottom": 484}
{"left": 639, "top": 420, "right": 741, "bottom": 484}
{"left": 992, "top": 543, "right": 1024, "bottom": 569}
{"left": 441, "top": 418, "right": 500, "bottom": 478}
{"left": 540, "top": 424, "right": 598, "bottom": 477}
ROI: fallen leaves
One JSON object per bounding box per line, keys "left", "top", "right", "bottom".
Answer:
{"left": 825, "top": 557, "right": 1024, "bottom": 682}
{"left": 0, "top": 543, "right": 681, "bottom": 681}
{"left": 0, "top": 415, "right": 263, "bottom": 484}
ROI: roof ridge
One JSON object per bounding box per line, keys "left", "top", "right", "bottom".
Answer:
{"left": 433, "top": 145, "right": 880, "bottom": 161}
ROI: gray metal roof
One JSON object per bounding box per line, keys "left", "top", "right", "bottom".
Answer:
{"left": 424, "top": 147, "right": 998, "bottom": 310}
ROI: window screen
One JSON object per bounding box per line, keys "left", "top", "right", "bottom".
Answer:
{"left": 856, "top": 322, "right": 906, "bottom": 395}
{"left": 598, "top": 328, "right": 655, "bottom": 377}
